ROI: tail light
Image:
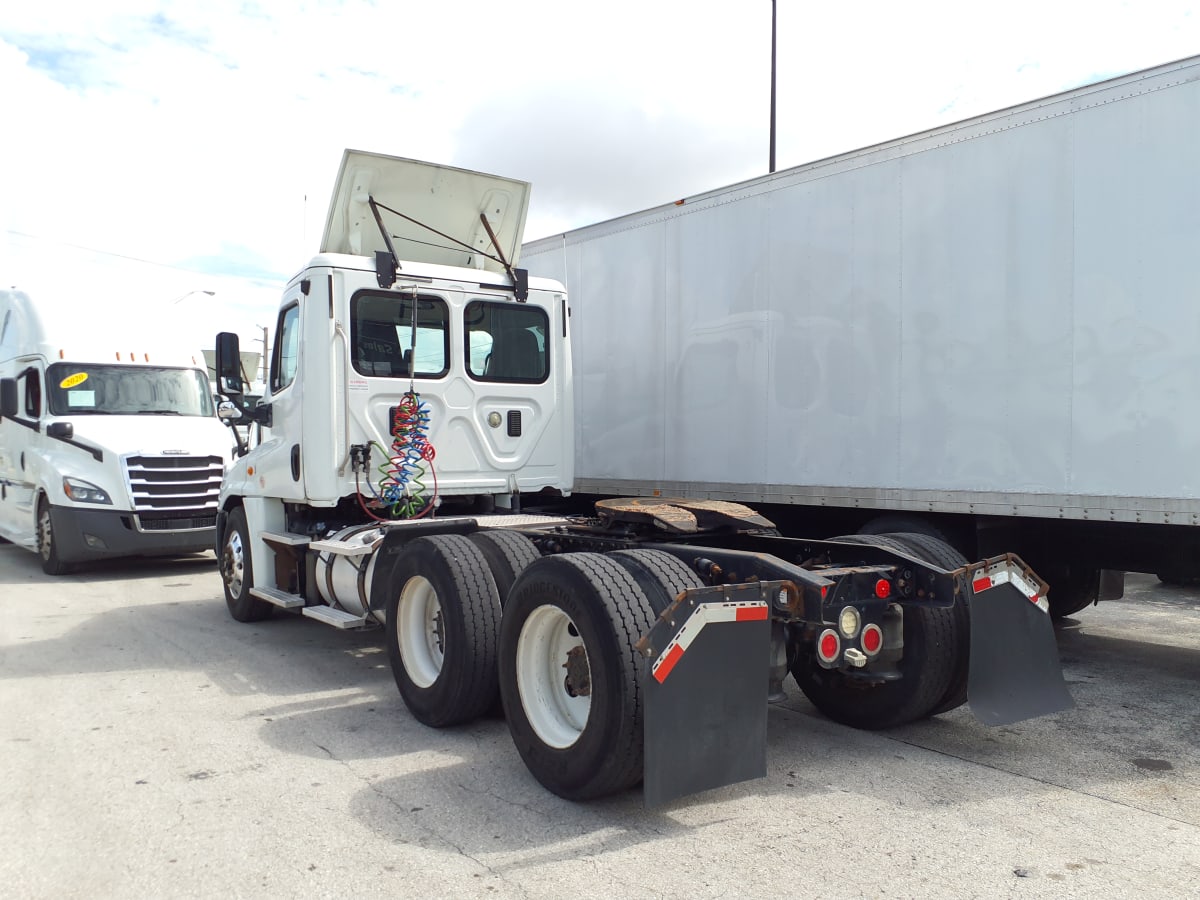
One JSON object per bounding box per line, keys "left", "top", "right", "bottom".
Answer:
{"left": 816, "top": 628, "right": 841, "bottom": 665}
{"left": 861, "top": 623, "right": 883, "bottom": 656}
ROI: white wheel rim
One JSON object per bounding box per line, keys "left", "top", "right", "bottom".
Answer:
{"left": 398, "top": 576, "right": 444, "bottom": 688}
{"left": 516, "top": 604, "right": 590, "bottom": 749}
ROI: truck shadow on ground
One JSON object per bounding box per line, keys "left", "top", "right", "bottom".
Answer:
{"left": 320, "top": 692, "right": 1169, "bottom": 869}
{"left": 0, "top": 545, "right": 216, "bottom": 586}
{"left": 1054, "top": 617, "right": 1200, "bottom": 683}
{"left": 0, "top": 568, "right": 393, "bottom": 703}
{"left": 245, "top": 657, "right": 1200, "bottom": 869}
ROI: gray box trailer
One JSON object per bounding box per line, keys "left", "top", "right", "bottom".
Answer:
{"left": 522, "top": 54, "right": 1200, "bottom": 616}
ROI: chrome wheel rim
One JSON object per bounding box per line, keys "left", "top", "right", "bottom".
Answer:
{"left": 38, "top": 508, "right": 53, "bottom": 562}
{"left": 222, "top": 530, "right": 245, "bottom": 597}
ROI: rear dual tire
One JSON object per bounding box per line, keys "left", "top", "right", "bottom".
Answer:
{"left": 386, "top": 535, "right": 502, "bottom": 728}
{"left": 498, "top": 553, "right": 659, "bottom": 801}
{"left": 789, "top": 532, "right": 966, "bottom": 729}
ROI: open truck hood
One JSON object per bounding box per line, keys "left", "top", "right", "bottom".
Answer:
{"left": 321, "top": 150, "right": 531, "bottom": 275}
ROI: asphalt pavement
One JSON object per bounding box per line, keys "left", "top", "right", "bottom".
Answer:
{"left": 2, "top": 542, "right": 1197, "bottom": 899}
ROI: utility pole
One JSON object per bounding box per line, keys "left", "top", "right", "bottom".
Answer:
{"left": 255, "top": 325, "right": 269, "bottom": 387}
{"left": 770, "top": 0, "right": 777, "bottom": 174}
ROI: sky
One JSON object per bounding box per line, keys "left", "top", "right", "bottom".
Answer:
{"left": 2, "top": 1, "right": 1199, "bottom": 344}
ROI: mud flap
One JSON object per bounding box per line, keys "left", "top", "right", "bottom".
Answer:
{"left": 638, "top": 585, "right": 775, "bottom": 807}
{"left": 966, "top": 558, "right": 1074, "bottom": 726}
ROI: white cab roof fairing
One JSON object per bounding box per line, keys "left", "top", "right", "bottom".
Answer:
{"left": 321, "top": 150, "right": 531, "bottom": 275}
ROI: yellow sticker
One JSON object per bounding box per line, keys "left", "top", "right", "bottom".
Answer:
{"left": 59, "top": 372, "right": 89, "bottom": 389}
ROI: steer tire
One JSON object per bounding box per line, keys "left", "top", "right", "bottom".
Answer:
{"left": 386, "top": 535, "right": 501, "bottom": 728}
{"left": 221, "top": 507, "right": 272, "bottom": 622}
{"left": 36, "top": 498, "right": 73, "bottom": 576}
{"left": 790, "top": 533, "right": 958, "bottom": 729}
{"left": 880, "top": 532, "right": 970, "bottom": 716}
{"left": 499, "top": 553, "right": 657, "bottom": 801}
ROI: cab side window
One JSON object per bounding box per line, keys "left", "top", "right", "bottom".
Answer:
{"left": 272, "top": 303, "right": 300, "bottom": 392}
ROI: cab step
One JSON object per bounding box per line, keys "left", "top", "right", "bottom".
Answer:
{"left": 249, "top": 586, "right": 305, "bottom": 609}
{"left": 302, "top": 605, "right": 371, "bottom": 628}
{"left": 260, "top": 531, "right": 312, "bottom": 548}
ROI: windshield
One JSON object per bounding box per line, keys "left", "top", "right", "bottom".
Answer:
{"left": 46, "top": 364, "right": 216, "bottom": 417}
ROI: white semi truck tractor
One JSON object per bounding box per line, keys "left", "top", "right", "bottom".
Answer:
{"left": 212, "top": 150, "right": 1070, "bottom": 805}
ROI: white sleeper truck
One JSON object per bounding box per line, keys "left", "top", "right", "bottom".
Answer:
{"left": 0, "top": 290, "right": 232, "bottom": 573}
{"left": 213, "top": 150, "right": 1070, "bottom": 805}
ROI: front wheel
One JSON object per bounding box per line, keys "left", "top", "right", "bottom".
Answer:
{"left": 499, "top": 554, "right": 657, "bottom": 800}
{"left": 221, "top": 507, "right": 272, "bottom": 622}
{"left": 36, "top": 498, "right": 72, "bottom": 576}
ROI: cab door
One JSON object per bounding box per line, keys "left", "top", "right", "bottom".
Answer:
{"left": 0, "top": 362, "right": 44, "bottom": 543}
{"left": 251, "top": 293, "right": 307, "bottom": 502}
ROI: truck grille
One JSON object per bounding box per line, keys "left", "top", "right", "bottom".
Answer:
{"left": 125, "top": 455, "right": 223, "bottom": 531}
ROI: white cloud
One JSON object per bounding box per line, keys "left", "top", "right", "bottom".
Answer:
{"left": 2, "top": 0, "right": 1198, "bottom": 304}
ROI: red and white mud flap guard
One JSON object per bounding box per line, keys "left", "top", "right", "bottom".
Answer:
{"left": 636, "top": 581, "right": 781, "bottom": 807}
{"left": 965, "top": 555, "right": 1075, "bottom": 726}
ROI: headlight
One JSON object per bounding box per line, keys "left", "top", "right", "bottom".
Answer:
{"left": 62, "top": 477, "right": 112, "bottom": 504}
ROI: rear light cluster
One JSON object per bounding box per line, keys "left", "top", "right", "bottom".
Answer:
{"left": 815, "top": 605, "right": 886, "bottom": 667}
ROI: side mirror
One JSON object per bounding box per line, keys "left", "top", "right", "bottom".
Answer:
{"left": 0, "top": 378, "right": 16, "bottom": 418}
{"left": 215, "top": 331, "right": 243, "bottom": 396}
{"left": 217, "top": 400, "right": 242, "bottom": 423}
{"left": 46, "top": 421, "right": 74, "bottom": 439}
